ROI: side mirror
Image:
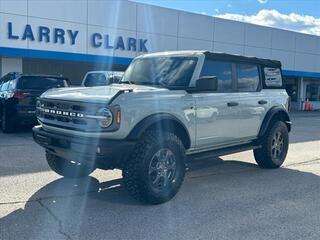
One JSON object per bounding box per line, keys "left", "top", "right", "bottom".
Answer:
{"left": 191, "top": 76, "right": 218, "bottom": 92}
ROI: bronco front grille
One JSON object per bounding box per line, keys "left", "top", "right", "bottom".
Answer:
{"left": 36, "top": 99, "right": 107, "bottom": 132}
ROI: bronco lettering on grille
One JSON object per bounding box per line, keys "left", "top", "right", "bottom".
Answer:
{"left": 43, "top": 108, "right": 84, "bottom": 118}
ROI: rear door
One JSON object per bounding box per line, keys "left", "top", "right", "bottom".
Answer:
{"left": 232, "top": 63, "right": 268, "bottom": 139}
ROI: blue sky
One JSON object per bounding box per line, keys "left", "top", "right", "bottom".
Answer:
{"left": 133, "top": 0, "right": 320, "bottom": 17}
{"left": 132, "top": 0, "right": 320, "bottom": 35}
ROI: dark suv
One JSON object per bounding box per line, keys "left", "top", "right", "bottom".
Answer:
{"left": 0, "top": 74, "right": 70, "bottom": 133}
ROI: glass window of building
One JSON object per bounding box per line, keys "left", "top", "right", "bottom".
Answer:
{"left": 306, "top": 82, "right": 320, "bottom": 101}
{"left": 284, "top": 77, "right": 299, "bottom": 102}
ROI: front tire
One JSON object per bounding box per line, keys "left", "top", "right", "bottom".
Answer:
{"left": 46, "top": 151, "right": 95, "bottom": 178}
{"left": 123, "top": 130, "right": 186, "bottom": 204}
{"left": 254, "top": 121, "right": 289, "bottom": 169}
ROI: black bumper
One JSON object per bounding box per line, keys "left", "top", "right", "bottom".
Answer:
{"left": 32, "top": 126, "right": 136, "bottom": 169}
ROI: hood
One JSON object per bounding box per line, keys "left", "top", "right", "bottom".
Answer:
{"left": 40, "top": 84, "right": 165, "bottom": 103}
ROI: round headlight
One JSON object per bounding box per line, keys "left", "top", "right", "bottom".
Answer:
{"left": 97, "top": 108, "right": 113, "bottom": 128}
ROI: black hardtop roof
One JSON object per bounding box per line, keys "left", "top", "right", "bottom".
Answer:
{"left": 204, "top": 51, "right": 281, "bottom": 68}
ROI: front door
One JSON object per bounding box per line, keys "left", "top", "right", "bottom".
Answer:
{"left": 194, "top": 92, "right": 241, "bottom": 149}
{"left": 194, "top": 59, "right": 239, "bottom": 150}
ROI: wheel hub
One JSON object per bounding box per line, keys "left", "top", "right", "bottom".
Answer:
{"left": 271, "top": 131, "right": 284, "bottom": 160}
{"left": 149, "top": 148, "right": 176, "bottom": 190}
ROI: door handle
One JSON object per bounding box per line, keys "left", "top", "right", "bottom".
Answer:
{"left": 258, "top": 100, "right": 268, "bottom": 105}
{"left": 227, "top": 101, "right": 239, "bottom": 107}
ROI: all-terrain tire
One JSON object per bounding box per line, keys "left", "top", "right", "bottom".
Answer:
{"left": 123, "top": 130, "right": 186, "bottom": 204}
{"left": 254, "top": 121, "right": 289, "bottom": 169}
{"left": 46, "top": 151, "right": 95, "bottom": 178}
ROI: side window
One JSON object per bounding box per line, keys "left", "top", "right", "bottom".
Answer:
{"left": 200, "top": 60, "right": 233, "bottom": 92}
{"left": 0, "top": 74, "right": 11, "bottom": 83}
{"left": 236, "top": 64, "right": 259, "bottom": 92}
{"left": 8, "top": 80, "right": 17, "bottom": 90}
{"left": 1, "top": 81, "right": 10, "bottom": 91}
{"left": 0, "top": 73, "right": 17, "bottom": 83}
{"left": 264, "top": 67, "right": 282, "bottom": 87}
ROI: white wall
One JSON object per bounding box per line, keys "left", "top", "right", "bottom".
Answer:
{"left": 0, "top": 0, "right": 319, "bottom": 73}
{"left": 1, "top": 57, "right": 22, "bottom": 75}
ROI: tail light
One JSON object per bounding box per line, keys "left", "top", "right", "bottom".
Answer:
{"left": 13, "top": 90, "right": 31, "bottom": 100}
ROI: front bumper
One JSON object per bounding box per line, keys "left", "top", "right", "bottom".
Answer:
{"left": 32, "top": 125, "right": 136, "bottom": 169}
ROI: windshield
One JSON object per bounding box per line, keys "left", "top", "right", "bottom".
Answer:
{"left": 17, "top": 76, "right": 69, "bottom": 90}
{"left": 121, "top": 56, "right": 198, "bottom": 88}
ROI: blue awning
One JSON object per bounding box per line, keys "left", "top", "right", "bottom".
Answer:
{"left": 283, "top": 70, "right": 320, "bottom": 79}
{"left": 0, "top": 46, "right": 133, "bottom": 65}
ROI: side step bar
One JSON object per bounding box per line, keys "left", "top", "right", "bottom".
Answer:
{"left": 187, "top": 143, "right": 261, "bottom": 160}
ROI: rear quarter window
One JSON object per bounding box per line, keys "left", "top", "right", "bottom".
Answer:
{"left": 264, "top": 67, "right": 283, "bottom": 88}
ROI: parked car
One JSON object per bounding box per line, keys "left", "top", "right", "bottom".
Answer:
{"left": 0, "top": 72, "right": 21, "bottom": 84}
{"left": 81, "top": 71, "right": 123, "bottom": 87}
{"left": 33, "top": 51, "right": 291, "bottom": 204}
{"left": 0, "top": 74, "right": 70, "bottom": 132}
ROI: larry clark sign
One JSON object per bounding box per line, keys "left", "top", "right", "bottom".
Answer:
{"left": 7, "top": 22, "right": 148, "bottom": 52}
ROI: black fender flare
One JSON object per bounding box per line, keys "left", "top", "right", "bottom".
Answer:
{"left": 258, "top": 106, "right": 291, "bottom": 137}
{"left": 126, "top": 113, "right": 191, "bottom": 149}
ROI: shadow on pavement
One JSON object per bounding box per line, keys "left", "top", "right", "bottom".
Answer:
{"left": 1, "top": 157, "right": 320, "bottom": 239}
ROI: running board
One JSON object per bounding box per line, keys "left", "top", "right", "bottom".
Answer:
{"left": 187, "top": 143, "right": 261, "bottom": 160}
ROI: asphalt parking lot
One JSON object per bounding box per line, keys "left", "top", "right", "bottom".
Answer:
{"left": 0, "top": 112, "right": 319, "bottom": 240}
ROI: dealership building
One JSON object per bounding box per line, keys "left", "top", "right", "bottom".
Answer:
{"left": 0, "top": 0, "right": 320, "bottom": 110}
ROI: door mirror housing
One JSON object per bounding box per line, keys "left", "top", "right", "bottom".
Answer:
{"left": 188, "top": 76, "right": 218, "bottom": 93}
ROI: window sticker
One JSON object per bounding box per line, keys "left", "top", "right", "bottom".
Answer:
{"left": 264, "top": 67, "right": 282, "bottom": 87}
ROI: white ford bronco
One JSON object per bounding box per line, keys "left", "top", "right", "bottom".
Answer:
{"left": 33, "top": 51, "right": 291, "bottom": 204}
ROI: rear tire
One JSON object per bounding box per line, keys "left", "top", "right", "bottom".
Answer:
{"left": 254, "top": 121, "right": 289, "bottom": 169}
{"left": 123, "top": 130, "right": 186, "bottom": 204}
{"left": 1, "top": 107, "right": 15, "bottom": 133}
{"left": 46, "top": 151, "right": 95, "bottom": 178}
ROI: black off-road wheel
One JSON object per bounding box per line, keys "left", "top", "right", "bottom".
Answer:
{"left": 123, "top": 130, "right": 186, "bottom": 204}
{"left": 254, "top": 121, "right": 289, "bottom": 169}
{"left": 46, "top": 151, "right": 95, "bottom": 178}
{"left": 1, "top": 107, "right": 15, "bottom": 133}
